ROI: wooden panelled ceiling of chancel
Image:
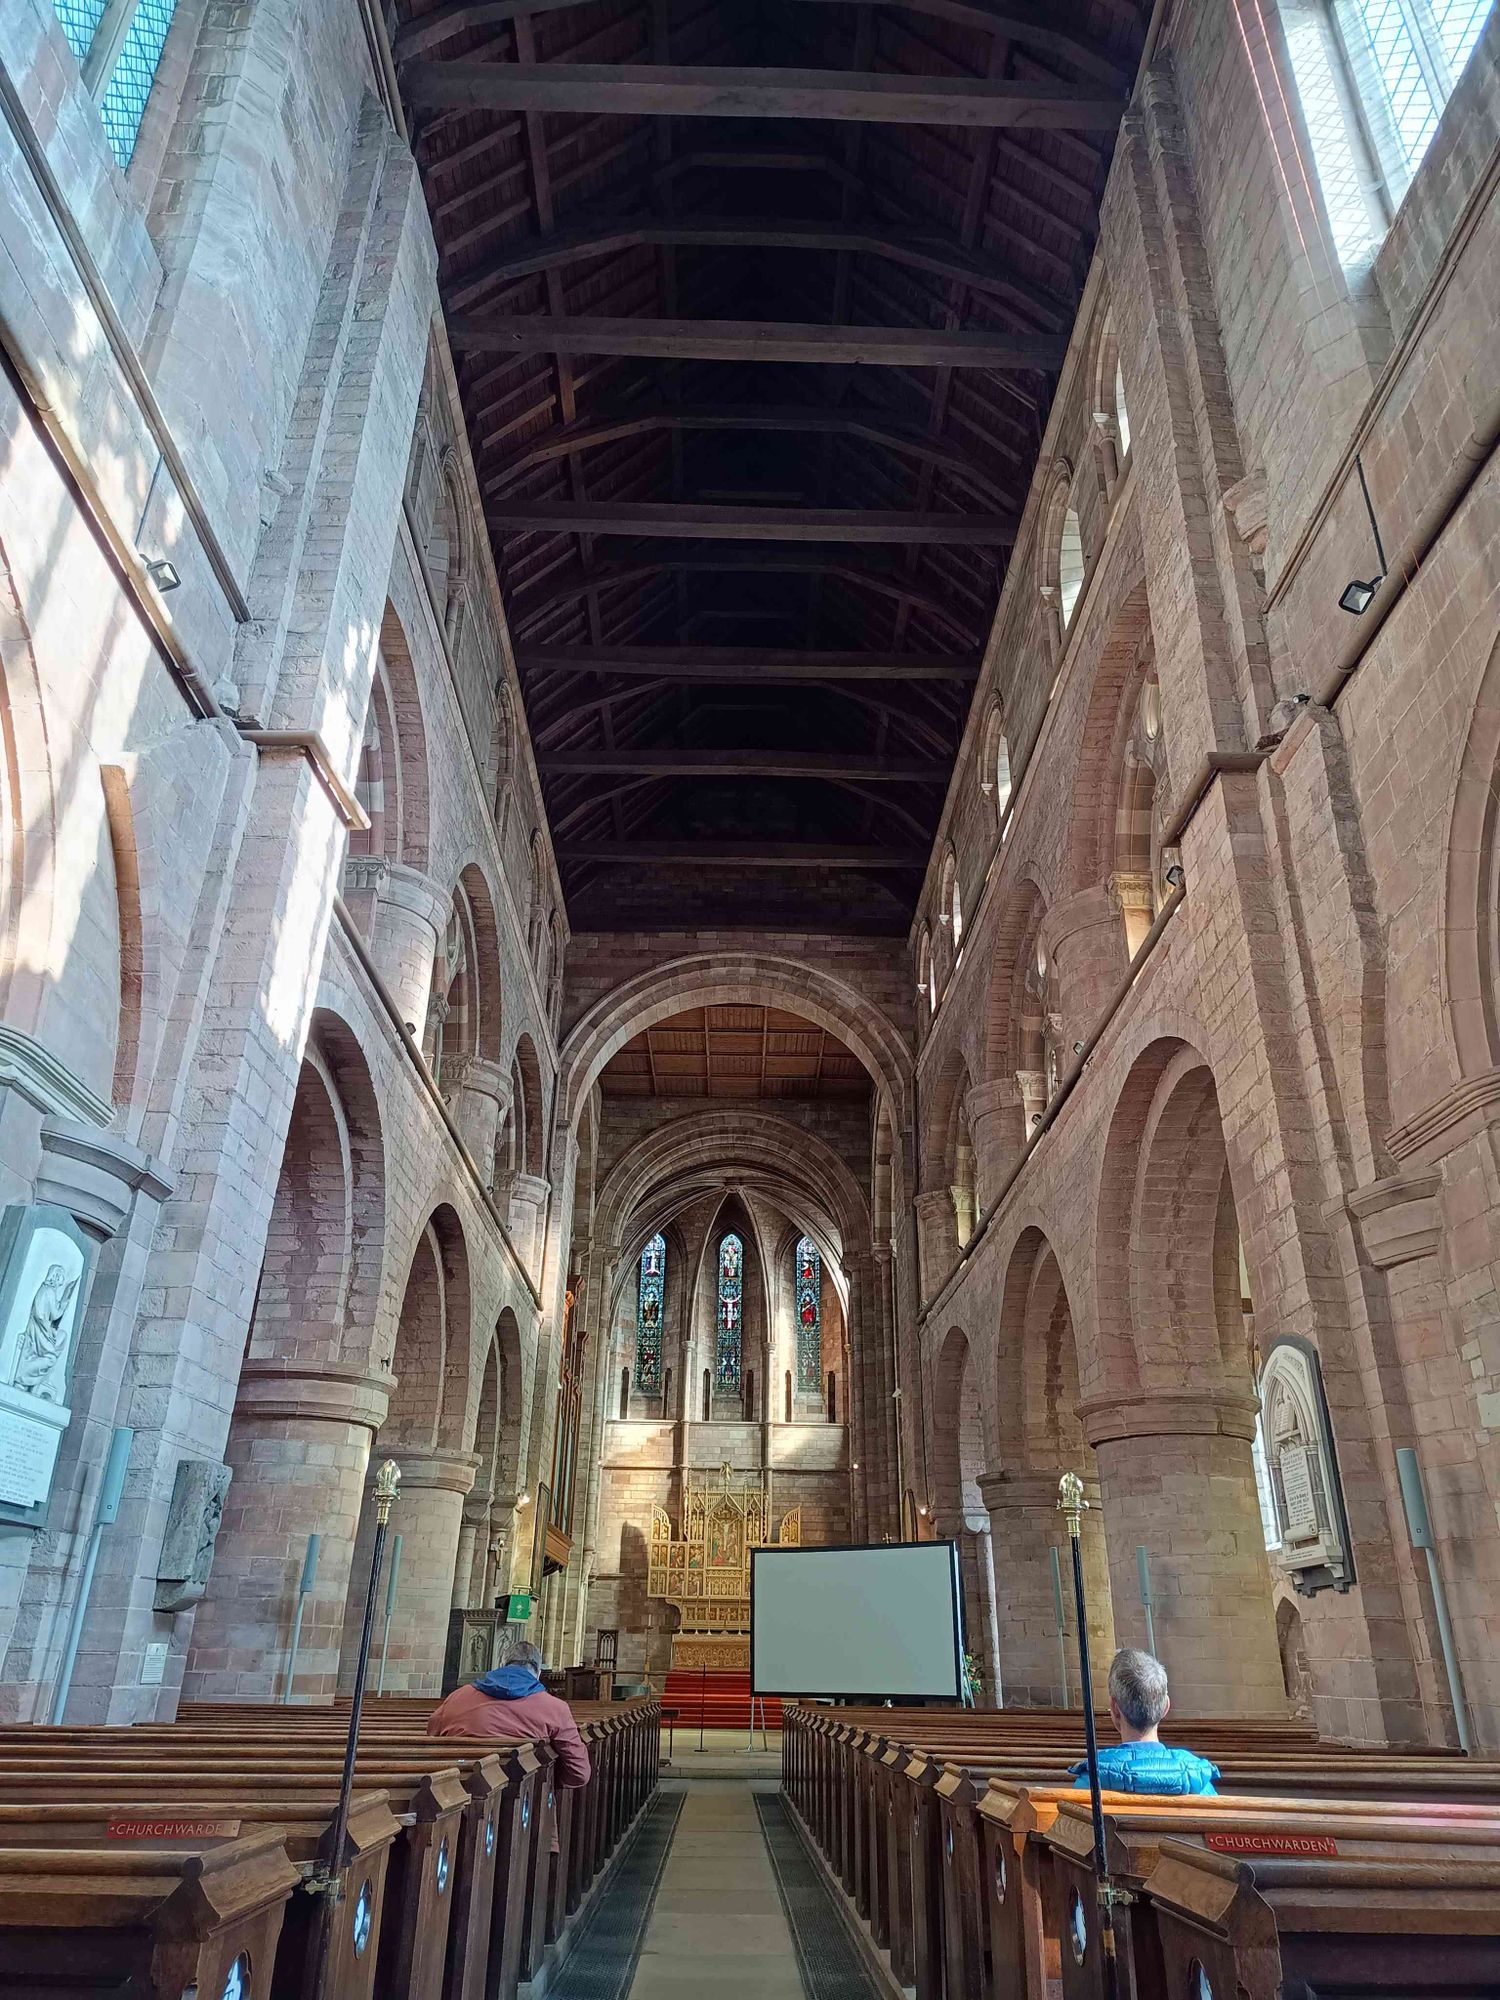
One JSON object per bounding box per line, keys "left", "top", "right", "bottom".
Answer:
{"left": 395, "top": 0, "right": 1147, "bottom": 932}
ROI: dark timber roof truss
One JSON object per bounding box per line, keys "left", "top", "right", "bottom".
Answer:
{"left": 395, "top": 0, "right": 1146, "bottom": 933}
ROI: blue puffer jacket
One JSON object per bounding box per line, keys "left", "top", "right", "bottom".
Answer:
{"left": 1069, "top": 1741, "right": 1220, "bottom": 1796}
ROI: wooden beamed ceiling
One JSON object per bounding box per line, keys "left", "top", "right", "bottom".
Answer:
{"left": 395, "top": 0, "right": 1146, "bottom": 934}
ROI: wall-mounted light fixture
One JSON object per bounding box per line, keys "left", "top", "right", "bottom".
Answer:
{"left": 1338, "top": 453, "right": 1388, "bottom": 615}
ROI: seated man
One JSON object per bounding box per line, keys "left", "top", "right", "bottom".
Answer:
{"left": 1070, "top": 1647, "right": 1219, "bottom": 1796}
{"left": 428, "top": 1636, "right": 592, "bottom": 1789}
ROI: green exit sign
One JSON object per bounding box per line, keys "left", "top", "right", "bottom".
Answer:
{"left": 505, "top": 1592, "right": 533, "bottom": 1622}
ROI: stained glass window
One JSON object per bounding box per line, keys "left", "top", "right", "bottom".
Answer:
{"left": 794, "top": 1236, "right": 822, "bottom": 1392}
{"left": 97, "top": 0, "right": 178, "bottom": 167}
{"left": 716, "top": 1233, "right": 743, "bottom": 1390}
{"left": 636, "top": 1233, "right": 665, "bottom": 1394}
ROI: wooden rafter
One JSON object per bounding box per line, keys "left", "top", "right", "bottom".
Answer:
{"left": 449, "top": 314, "right": 1066, "bottom": 369}
{"left": 487, "top": 502, "right": 1016, "bottom": 543}
{"left": 516, "top": 646, "right": 980, "bottom": 681}
{"left": 403, "top": 62, "right": 1125, "bottom": 129}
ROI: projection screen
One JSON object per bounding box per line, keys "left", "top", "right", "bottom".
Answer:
{"left": 750, "top": 1542, "right": 965, "bottom": 1699}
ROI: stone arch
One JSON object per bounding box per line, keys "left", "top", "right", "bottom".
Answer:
{"left": 349, "top": 654, "right": 401, "bottom": 865}
{"left": 1087, "top": 303, "right": 1133, "bottom": 474}
{"left": 99, "top": 764, "right": 145, "bottom": 1112}
{"left": 456, "top": 862, "right": 504, "bottom": 1064}
{"left": 1038, "top": 458, "right": 1084, "bottom": 641}
{"left": 246, "top": 1052, "right": 353, "bottom": 1368}
{"left": 559, "top": 950, "right": 913, "bottom": 1131}
{"left": 931, "top": 1325, "right": 988, "bottom": 1530}
{"left": 981, "top": 879, "right": 1047, "bottom": 1083}
{"left": 1444, "top": 626, "right": 1500, "bottom": 1076}
{"left": 384, "top": 1202, "right": 473, "bottom": 1452}
{"left": 1065, "top": 581, "right": 1155, "bottom": 893}
{"left": 511, "top": 1031, "right": 546, "bottom": 1178}
{"left": 427, "top": 448, "right": 473, "bottom": 638}
{"left": 377, "top": 606, "right": 431, "bottom": 871}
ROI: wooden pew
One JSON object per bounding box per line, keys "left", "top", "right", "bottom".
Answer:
{"left": 0, "top": 1825, "right": 302, "bottom": 2000}
{"left": 780, "top": 1704, "right": 1500, "bottom": 2000}
{"left": 1045, "top": 1797, "right": 1500, "bottom": 2000}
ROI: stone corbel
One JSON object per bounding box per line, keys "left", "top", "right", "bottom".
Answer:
{"left": 36, "top": 1118, "right": 173, "bottom": 1239}
{"left": 1343, "top": 1170, "right": 1443, "bottom": 1269}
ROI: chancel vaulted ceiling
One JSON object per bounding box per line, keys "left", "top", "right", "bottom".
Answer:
{"left": 394, "top": 0, "right": 1148, "bottom": 932}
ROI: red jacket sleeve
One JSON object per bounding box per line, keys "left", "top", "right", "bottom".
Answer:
{"left": 550, "top": 1706, "right": 592, "bottom": 1789}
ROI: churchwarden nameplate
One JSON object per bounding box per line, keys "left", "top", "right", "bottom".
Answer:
{"left": 0, "top": 1204, "right": 95, "bottom": 1527}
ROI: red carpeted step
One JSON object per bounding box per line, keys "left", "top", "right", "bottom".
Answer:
{"left": 661, "top": 1668, "right": 783, "bottom": 1731}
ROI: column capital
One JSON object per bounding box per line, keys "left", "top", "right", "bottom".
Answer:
{"left": 510, "top": 1172, "right": 551, "bottom": 1205}
{"left": 386, "top": 1445, "right": 481, "bottom": 1496}
{"left": 978, "top": 1467, "right": 1102, "bottom": 1512}
{"left": 380, "top": 861, "right": 452, "bottom": 930}
{"left": 1079, "top": 1389, "right": 1259, "bottom": 1449}
{"left": 234, "top": 1359, "right": 396, "bottom": 1431}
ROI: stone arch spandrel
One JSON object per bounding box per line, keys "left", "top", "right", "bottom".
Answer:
{"left": 559, "top": 952, "right": 912, "bottom": 1131}
{"left": 1443, "top": 627, "right": 1500, "bottom": 1080}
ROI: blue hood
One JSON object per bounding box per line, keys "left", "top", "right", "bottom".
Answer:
{"left": 473, "top": 1664, "right": 545, "bottom": 1700}
{"left": 1069, "top": 1741, "right": 1220, "bottom": 1797}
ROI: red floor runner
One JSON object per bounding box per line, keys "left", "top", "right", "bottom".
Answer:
{"left": 661, "top": 1668, "right": 783, "bottom": 1731}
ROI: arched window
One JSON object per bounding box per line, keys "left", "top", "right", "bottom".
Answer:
{"left": 702, "top": 1368, "right": 711, "bottom": 1422}
{"left": 980, "top": 705, "right": 1013, "bottom": 825}
{"left": 1058, "top": 503, "right": 1085, "bottom": 626}
{"left": 794, "top": 1236, "right": 822, "bottom": 1392}
{"left": 716, "top": 1232, "right": 743, "bottom": 1390}
{"left": 950, "top": 873, "right": 964, "bottom": 953}
{"left": 58, "top": 0, "right": 182, "bottom": 168}
{"left": 636, "top": 1233, "right": 665, "bottom": 1393}
{"left": 1114, "top": 355, "right": 1131, "bottom": 459}
{"left": 619, "top": 1367, "right": 630, "bottom": 1419}
{"left": 917, "top": 928, "right": 934, "bottom": 1021}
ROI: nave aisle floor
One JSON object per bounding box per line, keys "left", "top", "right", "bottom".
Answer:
{"left": 545, "top": 1779, "right": 881, "bottom": 2000}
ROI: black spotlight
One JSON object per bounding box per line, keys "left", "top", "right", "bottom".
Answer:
{"left": 1339, "top": 576, "right": 1380, "bottom": 616}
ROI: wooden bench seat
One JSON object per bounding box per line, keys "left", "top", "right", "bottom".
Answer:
{"left": 0, "top": 1825, "right": 301, "bottom": 2000}
{"left": 1045, "top": 1799, "right": 1500, "bottom": 2000}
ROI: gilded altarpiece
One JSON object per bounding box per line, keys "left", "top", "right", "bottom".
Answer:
{"left": 650, "top": 1463, "right": 801, "bottom": 1670}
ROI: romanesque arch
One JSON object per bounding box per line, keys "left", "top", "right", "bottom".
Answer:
{"left": 557, "top": 951, "right": 913, "bottom": 1131}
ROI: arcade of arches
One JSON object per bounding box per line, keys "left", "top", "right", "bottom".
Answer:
{"left": 3, "top": 0, "right": 1500, "bottom": 1775}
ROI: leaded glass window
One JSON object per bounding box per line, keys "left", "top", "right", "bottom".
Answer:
{"left": 795, "top": 1236, "right": 822, "bottom": 1392}
{"left": 716, "top": 1232, "right": 743, "bottom": 1390}
{"left": 54, "top": 0, "right": 108, "bottom": 64}
{"left": 636, "top": 1234, "right": 665, "bottom": 1393}
{"left": 51, "top": 0, "right": 180, "bottom": 169}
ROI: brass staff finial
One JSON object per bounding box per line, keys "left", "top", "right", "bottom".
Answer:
{"left": 1057, "top": 1470, "right": 1087, "bottom": 1539}
{"left": 374, "top": 1459, "right": 402, "bottom": 1525}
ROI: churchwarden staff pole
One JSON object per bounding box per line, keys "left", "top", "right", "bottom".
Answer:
{"left": 1059, "top": 1472, "right": 1122, "bottom": 2000}
{"left": 312, "top": 1458, "right": 400, "bottom": 2000}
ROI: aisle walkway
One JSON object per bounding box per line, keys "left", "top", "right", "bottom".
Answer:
{"left": 549, "top": 1778, "right": 882, "bottom": 2000}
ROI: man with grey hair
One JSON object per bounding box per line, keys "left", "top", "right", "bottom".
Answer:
{"left": 1068, "top": 1647, "right": 1219, "bottom": 1796}
{"left": 428, "top": 1633, "right": 592, "bottom": 1788}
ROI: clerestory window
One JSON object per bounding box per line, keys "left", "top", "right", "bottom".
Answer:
{"left": 1280, "top": 1, "right": 1494, "bottom": 267}
{"left": 54, "top": 0, "right": 180, "bottom": 169}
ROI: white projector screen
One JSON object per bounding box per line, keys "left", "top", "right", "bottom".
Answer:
{"left": 751, "top": 1542, "right": 964, "bottom": 1699}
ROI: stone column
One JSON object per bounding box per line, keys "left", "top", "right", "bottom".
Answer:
{"left": 183, "top": 1361, "right": 393, "bottom": 1704}
{"left": 349, "top": 1446, "right": 479, "bottom": 1695}
{"left": 446, "top": 1056, "right": 511, "bottom": 1180}
{"left": 507, "top": 1172, "right": 552, "bottom": 1283}
{"left": 1083, "top": 1393, "right": 1285, "bottom": 1717}
{"left": 364, "top": 862, "right": 450, "bottom": 1034}
{"left": 981, "top": 1470, "right": 1114, "bottom": 1707}
{"left": 965, "top": 1079, "right": 1023, "bottom": 1212}
{"left": 914, "top": 1188, "right": 958, "bottom": 1301}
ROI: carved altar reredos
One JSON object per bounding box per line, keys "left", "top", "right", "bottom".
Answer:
{"left": 649, "top": 1462, "right": 801, "bottom": 1655}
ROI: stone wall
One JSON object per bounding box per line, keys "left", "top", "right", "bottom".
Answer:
{"left": 905, "top": 11, "right": 1500, "bottom": 1743}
